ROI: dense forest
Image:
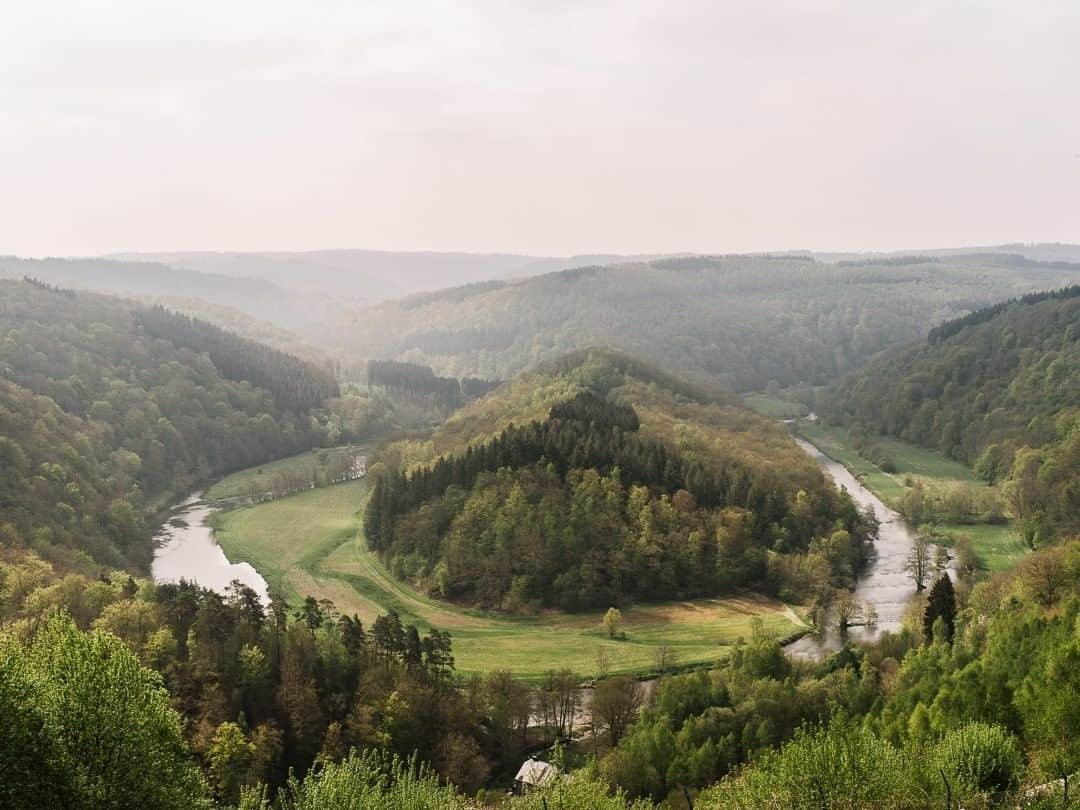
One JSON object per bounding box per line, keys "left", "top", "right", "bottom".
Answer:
{"left": 138, "top": 306, "right": 340, "bottom": 412}
{"left": 0, "top": 280, "right": 353, "bottom": 572}
{"left": 2, "top": 269, "right": 1078, "bottom": 808}
{"left": 820, "top": 286, "right": 1080, "bottom": 545}
{"left": 367, "top": 359, "right": 498, "bottom": 411}
{"left": 3, "top": 535, "right": 1076, "bottom": 808}
{"left": 366, "top": 351, "right": 874, "bottom": 611}
{"left": 331, "top": 253, "right": 1079, "bottom": 390}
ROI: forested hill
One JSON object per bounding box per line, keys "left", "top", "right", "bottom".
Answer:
{"left": 0, "top": 255, "right": 343, "bottom": 335}
{"left": 0, "top": 280, "right": 343, "bottom": 572}
{"left": 330, "top": 253, "right": 1080, "bottom": 390}
{"left": 820, "top": 286, "right": 1079, "bottom": 544}
{"left": 366, "top": 349, "right": 874, "bottom": 611}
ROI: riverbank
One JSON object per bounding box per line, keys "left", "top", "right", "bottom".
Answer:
{"left": 796, "top": 421, "right": 1027, "bottom": 573}
{"left": 784, "top": 435, "right": 927, "bottom": 658}
{"left": 152, "top": 429, "right": 910, "bottom": 676}
{"left": 150, "top": 494, "right": 270, "bottom": 604}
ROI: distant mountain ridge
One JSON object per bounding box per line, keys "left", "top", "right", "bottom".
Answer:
{"left": 330, "top": 252, "right": 1080, "bottom": 390}
{"left": 0, "top": 255, "right": 334, "bottom": 335}
{"left": 107, "top": 249, "right": 673, "bottom": 304}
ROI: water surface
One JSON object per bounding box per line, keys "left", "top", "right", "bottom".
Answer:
{"left": 785, "top": 437, "right": 927, "bottom": 659}
{"left": 151, "top": 493, "right": 270, "bottom": 604}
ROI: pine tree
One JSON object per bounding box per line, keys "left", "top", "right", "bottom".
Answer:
{"left": 923, "top": 574, "right": 956, "bottom": 642}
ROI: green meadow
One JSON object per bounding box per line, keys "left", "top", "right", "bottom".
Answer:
{"left": 213, "top": 474, "right": 806, "bottom": 682}
{"left": 206, "top": 445, "right": 368, "bottom": 501}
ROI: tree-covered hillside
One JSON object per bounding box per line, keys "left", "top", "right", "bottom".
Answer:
{"left": 0, "top": 280, "right": 345, "bottom": 571}
{"left": 366, "top": 349, "right": 874, "bottom": 612}
{"left": 331, "top": 253, "right": 1079, "bottom": 391}
{"left": 820, "top": 286, "right": 1079, "bottom": 544}
{"left": 0, "top": 255, "right": 343, "bottom": 335}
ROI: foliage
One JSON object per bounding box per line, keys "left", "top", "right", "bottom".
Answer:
{"left": 821, "top": 288, "right": 1080, "bottom": 543}
{"left": 600, "top": 540, "right": 1080, "bottom": 804}
{"left": 365, "top": 357, "right": 872, "bottom": 611}
{"left": 0, "top": 614, "right": 210, "bottom": 809}
{"left": 332, "top": 253, "right": 1080, "bottom": 392}
{"left": 367, "top": 359, "right": 497, "bottom": 411}
{"left": 932, "top": 722, "right": 1022, "bottom": 795}
{"left": 269, "top": 750, "right": 474, "bottom": 810}
{"left": 698, "top": 717, "right": 921, "bottom": 810}
{"left": 923, "top": 574, "right": 956, "bottom": 642}
{"left": 0, "top": 280, "right": 346, "bottom": 570}
{"left": 604, "top": 606, "right": 623, "bottom": 639}
{"left": 137, "top": 305, "right": 339, "bottom": 412}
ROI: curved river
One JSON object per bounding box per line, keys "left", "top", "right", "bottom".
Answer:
{"left": 150, "top": 493, "right": 270, "bottom": 604}
{"left": 149, "top": 437, "right": 924, "bottom": 659}
{"left": 786, "top": 436, "right": 924, "bottom": 659}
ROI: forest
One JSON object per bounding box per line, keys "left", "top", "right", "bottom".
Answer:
{"left": 365, "top": 389, "right": 872, "bottom": 610}
{"left": 0, "top": 280, "right": 363, "bottom": 573}
{"left": 330, "top": 253, "right": 1080, "bottom": 390}
{"left": 3, "top": 533, "right": 1077, "bottom": 808}
{"left": 1, "top": 274, "right": 1078, "bottom": 808}
{"left": 367, "top": 359, "right": 498, "bottom": 411}
{"left": 820, "top": 286, "right": 1079, "bottom": 545}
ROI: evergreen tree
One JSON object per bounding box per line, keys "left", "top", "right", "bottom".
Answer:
{"left": 923, "top": 574, "right": 956, "bottom": 643}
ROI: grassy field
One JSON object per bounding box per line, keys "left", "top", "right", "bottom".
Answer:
{"left": 213, "top": 476, "right": 806, "bottom": 681}
{"left": 797, "top": 422, "right": 1026, "bottom": 572}
{"left": 741, "top": 393, "right": 808, "bottom": 419}
{"left": 206, "top": 446, "right": 366, "bottom": 501}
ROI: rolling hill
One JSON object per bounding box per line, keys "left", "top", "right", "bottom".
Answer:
{"left": 0, "top": 255, "right": 343, "bottom": 337}
{"left": 108, "top": 249, "right": 667, "bottom": 304}
{"left": 366, "top": 348, "right": 874, "bottom": 611}
{"left": 330, "top": 252, "right": 1080, "bottom": 391}
{"left": 0, "top": 279, "right": 342, "bottom": 571}
{"left": 820, "top": 285, "right": 1080, "bottom": 544}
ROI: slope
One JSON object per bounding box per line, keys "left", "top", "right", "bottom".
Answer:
{"left": 820, "top": 286, "right": 1079, "bottom": 544}
{"left": 365, "top": 348, "right": 873, "bottom": 612}
{"left": 330, "top": 253, "right": 1080, "bottom": 390}
{"left": 0, "top": 279, "right": 342, "bottom": 571}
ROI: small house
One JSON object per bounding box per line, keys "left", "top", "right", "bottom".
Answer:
{"left": 513, "top": 757, "right": 558, "bottom": 793}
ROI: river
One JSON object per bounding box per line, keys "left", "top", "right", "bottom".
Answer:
{"left": 149, "top": 436, "right": 924, "bottom": 661}
{"left": 150, "top": 493, "right": 270, "bottom": 604}
{"left": 785, "top": 436, "right": 926, "bottom": 659}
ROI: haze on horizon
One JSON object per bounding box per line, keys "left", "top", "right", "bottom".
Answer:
{"left": 3, "top": 1, "right": 1079, "bottom": 259}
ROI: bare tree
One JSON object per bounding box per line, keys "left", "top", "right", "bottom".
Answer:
{"left": 589, "top": 675, "right": 642, "bottom": 747}
{"left": 907, "top": 529, "right": 932, "bottom": 592}
{"left": 596, "top": 646, "right": 611, "bottom": 679}
{"left": 536, "top": 669, "right": 579, "bottom": 742}
{"left": 835, "top": 590, "right": 860, "bottom": 630}
{"left": 653, "top": 643, "right": 677, "bottom": 675}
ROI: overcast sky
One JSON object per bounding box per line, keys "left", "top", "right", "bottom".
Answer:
{"left": 3, "top": 1, "right": 1078, "bottom": 257}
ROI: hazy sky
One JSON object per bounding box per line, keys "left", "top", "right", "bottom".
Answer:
{"left": 3, "top": 1, "right": 1078, "bottom": 257}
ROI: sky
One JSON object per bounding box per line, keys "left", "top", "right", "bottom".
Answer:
{"left": 2, "top": 1, "right": 1078, "bottom": 258}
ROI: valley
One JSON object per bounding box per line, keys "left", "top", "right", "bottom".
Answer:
{"left": 6, "top": 9, "right": 1080, "bottom": 805}
{"left": 796, "top": 421, "right": 1028, "bottom": 572}
{"left": 199, "top": 454, "right": 808, "bottom": 682}
{"left": 4, "top": 272, "right": 1077, "bottom": 808}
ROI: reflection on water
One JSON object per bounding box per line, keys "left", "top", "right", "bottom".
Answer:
{"left": 151, "top": 493, "right": 270, "bottom": 604}
{"left": 785, "top": 438, "right": 931, "bottom": 660}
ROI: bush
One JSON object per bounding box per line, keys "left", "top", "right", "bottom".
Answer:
{"left": 698, "top": 717, "right": 923, "bottom": 809}
{"left": 932, "top": 722, "right": 1022, "bottom": 795}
